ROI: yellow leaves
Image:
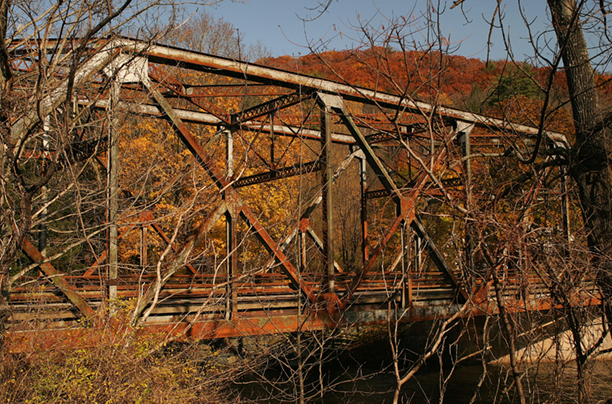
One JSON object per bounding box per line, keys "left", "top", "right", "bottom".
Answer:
{"left": 0, "top": 311, "right": 229, "bottom": 403}
{"left": 113, "top": 113, "right": 225, "bottom": 272}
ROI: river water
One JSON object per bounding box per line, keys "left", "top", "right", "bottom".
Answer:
{"left": 237, "top": 360, "right": 612, "bottom": 403}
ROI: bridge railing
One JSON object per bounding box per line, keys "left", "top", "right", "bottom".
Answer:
{"left": 7, "top": 269, "right": 463, "bottom": 324}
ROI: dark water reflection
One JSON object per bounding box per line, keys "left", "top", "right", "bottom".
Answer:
{"left": 238, "top": 360, "right": 612, "bottom": 403}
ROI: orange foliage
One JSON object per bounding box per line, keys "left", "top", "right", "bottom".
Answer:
{"left": 260, "top": 48, "right": 612, "bottom": 119}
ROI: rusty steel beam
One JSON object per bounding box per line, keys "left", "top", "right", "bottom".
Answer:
{"left": 3, "top": 303, "right": 467, "bottom": 352}
{"left": 89, "top": 99, "right": 357, "bottom": 144}
{"left": 10, "top": 296, "right": 603, "bottom": 352}
{"left": 114, "top": 81, "right": 294, "bottom": 100}
{"left": 149, "top": 64, "right": 232, "bottom": 125}
{"left": 233, "top": 160, "right": 321, "bottom": 188}
{"left": 365, "top": 188, "right": 400, "bottom": 199}
{"left": 185, "top": 84, "right": 295, "bottom": 98}
{"left": 321, "top": 101, "right": 335, "bottom": 294}
{"left": 364, "top": 128, "right": 429, "bottom": 144}
{"left": 225, "top": 209, "right": 238, "bottom": 319}
{"left": 91, "top": 98, "right": 222, "bottom": 124}
{"left": 365, "top": 177, "right": 463, "bottom": 199}
{"left": 235, "top": 91, "right": 315, "bottom": 124}
{"left": 244, "top": 122, "right": 355, "bottom": 144}
{"left": 139, "top": 303, "right": 475, "bottom": 339}
{"left": 255, "top": 114, "right": 437, "bottom": 136}
{"left": 20, "top": 238, "right": 97, "bottom": 318}
{"left": 11, "top": 37, "right": 568, "bottom": 145}
{"left": 318, "top": 93, "right": 402, "bottom": 206}
{"left": 111, "top": 37, "right": 565, "bottom": 145}
{"left": 359, "top": 155, "right": 369, "bottom": 264}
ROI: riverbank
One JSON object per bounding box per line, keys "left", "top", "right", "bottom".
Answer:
{"left": 493, "top": 321, "right": 612, "bottom": 364}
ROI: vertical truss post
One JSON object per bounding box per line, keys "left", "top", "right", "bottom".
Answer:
{"left": 414, "top": 232, "right": 422, "bottom": 273}
{"left": 270, "top": 113, "right": 275, "bottom": 168}
{"left": 458, "top": 122, "right": 475, "bottom": 275}
{"left": 107, "top": 79, "right": 120, "bottom": 306}
{"left": 225, "top": 128, "right": 237, "bottom": 319}
{"left": 321, "top": 103, "right": 335, "bottom": 293}
{"left": 299, "top": 229, "right": 306, "bottom": 311}
{"left": 299, "top": 230, "right": 307, "bottom": 272}
{"left": 458, "top": 122, "right": 474, "bottom": 206}
{"left": 407, "top": 224, "right": 414, "bottom": 307}
{"left": 401, "top": 223, "right": 412, "bottom": 308}
{"left": 225, "top": 126, "right": 233, "bottom": 178}
{"left": 400, "top": 224, "right": 406, "bottom": 308}
{"left": 225, "top": 211, "right": 238, "bottom": 319}
{"left": 359, "top": 154, "right": 368, "bottom": 265}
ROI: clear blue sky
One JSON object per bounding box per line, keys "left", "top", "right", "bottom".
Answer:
{"left": 202, "top": 0, "right": 552, "bottom": 61}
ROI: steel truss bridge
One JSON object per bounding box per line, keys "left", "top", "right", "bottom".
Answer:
{"left": 4, "top": 37, "right": 598, "bottom": 351}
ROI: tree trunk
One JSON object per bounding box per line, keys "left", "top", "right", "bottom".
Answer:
{"left": 548, "top": 0, "right": 612, "bottom": 319}
{"left": 0, "top": 0, "right": 11, "bottom": 355}
{"left": 548, "top": 0, "right": 612, "bottom": 401}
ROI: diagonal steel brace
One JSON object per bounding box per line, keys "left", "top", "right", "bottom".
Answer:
{"left": 144, "top": 82, "right": 317, "bottom": 303}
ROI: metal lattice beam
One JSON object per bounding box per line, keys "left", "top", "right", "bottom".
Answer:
{"left": 234, "top": 161, "right": 321, "bottom": 188}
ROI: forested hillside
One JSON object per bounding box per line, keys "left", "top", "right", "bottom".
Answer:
{"left": 260, "top": 48, "right": 612, "bottom": 125}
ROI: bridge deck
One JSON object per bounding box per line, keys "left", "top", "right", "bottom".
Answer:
{"left": 8, "top": 270, "right": 455, "bottom": 320}
{"left": 8, "top": 268, "right": 597, "bottom": 327}
{"left": 4, "top": 268, "right": 599, "bottom": 354}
